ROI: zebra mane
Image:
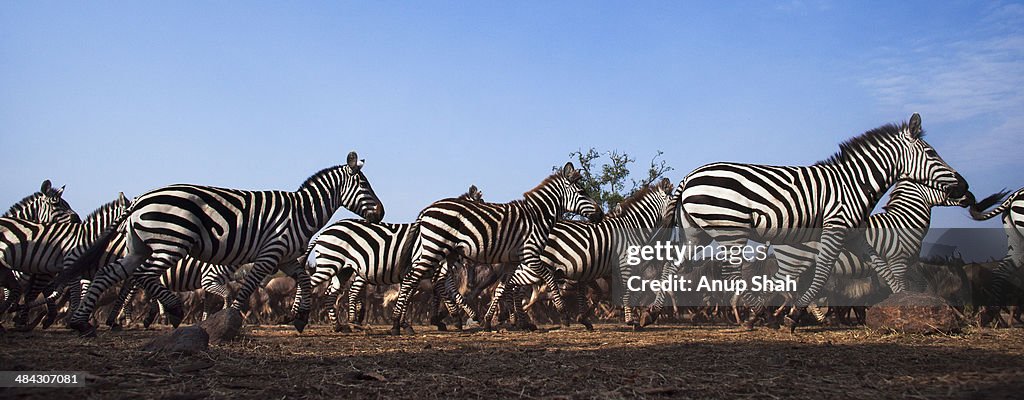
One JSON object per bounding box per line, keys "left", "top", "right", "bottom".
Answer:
{"left": 522, "top": 172, "right": 569, "bottom": 199}
{"left": 81, "top": 196, "right": 128, "bottom": 225}
{"left": 613, "top": 185, "right": 660, "bottom": 217}
{"left": 4, "top": 192, "right": 47, "bottom": 217}
{"left": 297, "top": 165, "right": 346, "bottom": 191}
{"left": 814, "top": 121, "right": 923, "bottom": 166}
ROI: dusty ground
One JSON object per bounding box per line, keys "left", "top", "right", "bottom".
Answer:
{"left": 1, "top": 323, "right": 1023, "bottom": 399}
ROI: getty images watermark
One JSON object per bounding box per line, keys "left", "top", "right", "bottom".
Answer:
{"left": 623, "top": 241, "right": 797, "bottom": 295}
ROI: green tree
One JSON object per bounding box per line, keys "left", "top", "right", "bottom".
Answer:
{"left": 567, "top": 148, "right": 673, "bottom": 213}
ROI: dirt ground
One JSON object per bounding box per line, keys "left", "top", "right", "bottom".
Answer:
{"left": 1, "top": 323, "right": 1023, "bottom": 399}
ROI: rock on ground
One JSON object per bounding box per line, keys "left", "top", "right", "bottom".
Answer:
{"left": 198, "top": 308, "right": 244, "bottom": 344}
{"left": 866, "top": 292, "right": 961, "bottom": 334}
{"left": 141, "top": 326, "right": 209, "bottom": 355}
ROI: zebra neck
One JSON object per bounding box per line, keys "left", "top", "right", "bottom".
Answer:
{"left": 879, "top": 200, "right": 933, "bottom": 232}
{"left": 294, "top": 189, "right": 342, "bottom": 237}
{"left": 522, "top": 191, "right": 564, "bottom": 227}
{"left": 834, "top": 159, "right": 898, "bottom": 211}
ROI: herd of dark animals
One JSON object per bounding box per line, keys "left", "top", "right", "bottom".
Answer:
{"left": 1, "top": 113, "right": 1024, "bottom": 338}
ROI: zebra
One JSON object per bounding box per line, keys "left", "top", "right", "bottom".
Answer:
{"left": 302, "top": 185, "right": 485, "bottom": 332}
{"left": 655, "top": 113, "right": 966, "bottom": 332}
{"left": 0, "top": 194, "right": 130, "bottom": 329}
{"left": 104, "top": 258, "right": 240, "bottom": 330}
{"left": 0, "top": 181, "right": 79, "bottom": 330}
{"left": 389, "top": 162, "right": 604, "bottom": 335}
{"left": 485, "top": 178, "right": 674, "bottom": 330}
{"left": 57, "top": 151, "right": 384, "bottom": 337}
{"left": 969, "top": 187, "right": 1024, "bottom": 318}
{"left": 1, "top": 181, "right": 80, "bottom": 303}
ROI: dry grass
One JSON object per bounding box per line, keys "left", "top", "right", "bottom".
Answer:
{"left": 2, "top": 323, "right": 1023, "bottom": 399}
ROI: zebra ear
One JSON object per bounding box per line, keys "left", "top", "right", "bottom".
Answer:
{"left": 118, "top": 192, "right": 127, "bottom": 203}
{"left": 40, "top": 180, "right": 52, "bottom": 194}
{"left": 469, "top": 185, "right": 479, "bottom": 196}
{"left": 347, "top": 151, "right": 362, "bottom": 172}
{"left": 561, "top": 162, "right": 581, "bottom": 183}
{"left": 55, "top": 185, "right": 65, "bottom": 198}
{"left": 908, "top": 113, "right": 923, "bottom": 139}
{"left": 659, "top": 178, "right": 672, "bottom": 192}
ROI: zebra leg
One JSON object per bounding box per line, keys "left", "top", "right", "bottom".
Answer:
{"left": 105, "top": 281, "right": 138, "bottom": 331}
{"left": 283, "top": 262, "right": 312, "bottom": 333}
{"left": 642, "top": 261, "right": 683, "bottom": 327}
{"left": 391, "top": 254, "right": 443, "bottom": 336}
{"left": 482, "top": 274, "right": 514, "bottom": 331}
{"left": 523, "top": 258, "right": 569, "bottom": 326}
{"left": 576, "top": 283, "right": 594, "bottom": 331}
{"left": 788, "top": 227, "right": 847, "bottom": 333}
{"left": 13, "top": 275, "right": 43, "bottom": 331}
{"left": 133, "top": 262, "right": 186, "bottom": 329}
{"left": 447, "top": 267, "right": 480, "bottom": 329}
{"left": 69, "top": 252, "right": 149, "bottom": 337}
{"left": 511, "top": 285, "right": 536, "bottom": 331}
{"left": 343, "top": 276, "right": 366, "bottom": 332}
{"left": 429, "top": 268, "right": 452, "bottom": 331}
{"left": 143, "top": 297, "right": 160, "bottom": 328}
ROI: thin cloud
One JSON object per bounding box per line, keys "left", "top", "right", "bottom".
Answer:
{"left": 859, "top": 6, "right": 1024, "bottom": 169}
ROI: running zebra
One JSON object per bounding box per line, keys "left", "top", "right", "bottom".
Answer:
{"left": 486, "top": 178, "right": 674, "bottom": 330}
{"left": 969, "top": 187, "right": 1024, "bottom": 313}
{"left": 0, "top": 194, "right": 130, "bottom": 329}
{"left": 389, "top": 162, "right": 603, "bottom": 335}
{"left": 0, "top": 181, "right": 80, "bottom": 330}
{"left": 656, "top": 114, "right": 966, "bottom": 331}
{"left": 302, "top": 185, "right": 484, "bottom": 332}
{"left": 59, "top": 152, "right": 384, "bottom": 336}
{"left": 104, "top": 259, "right": 239, "bottom": 330}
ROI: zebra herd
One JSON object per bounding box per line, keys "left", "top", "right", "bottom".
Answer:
{"left": 1, "top": 114, "right": 1023, "bottom": 338}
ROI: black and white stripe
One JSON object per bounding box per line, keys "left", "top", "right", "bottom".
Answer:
{"left": 389, "top": 163, "right": 603, "bottom": 335}
{"left": 490, "top": 179, "right": 674, "bottom": 329}
{"left": 62, "top": 152, "right": 384, "bottom": 336}
{"left": 658, "top": 114, "right": 965, "bottom": 330}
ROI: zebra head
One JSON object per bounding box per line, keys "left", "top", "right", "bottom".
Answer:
{"left": 895, "top": 180, "right": 974, "bottom": 210}
{"left": 611, "top": 178, "right": 674, "bottom": 225}
{"left": 341, "top": 151, "right": 385, "bottom": 223}
{"left": 557, "top": 162, "right": 603, "bottom": 223}
{"left": 894, "top": 113, "right": 967, "bottom": 199}
{"left": 29, "top": 179, "right": 80, "bottom": 224}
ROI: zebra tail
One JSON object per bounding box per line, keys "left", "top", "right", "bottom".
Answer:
{"left": 970, "top": 189, "right": 1013, "bottom": 221}
{"left": 660, "top": 180, "right": 685, "bottom": 229}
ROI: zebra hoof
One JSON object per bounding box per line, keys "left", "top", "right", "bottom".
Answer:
{"left": 640, "top": 309, "right": 659, "bottom": 328}
{"left": 109, "top": 323, "right": 122, "bottom": 332}
{"left": 785, "top": 308, "right": 806, "bottom": 334}
{"left": 166, "top": 305, "right": 184, "bottom": 328}
{"left": 293, "top": 311, "right": 309, "bottom": 333}
{"left": 560, "top": 316, "right": 572, "bottom": 328}
{"left": 434, "top": 322, "right": 448, "bottom": 331}
{"left": 389, "top": 324, "right": 402, "bottom": 336}
{"left": 334, "top": 324, "right": 352, "bottom": 333}
{"left": 41, "top": 315, "right": 57, "bottom": 330}
{"left": 69, "top": 320, "right": 96, "bottom": 338}
{"left": 579, "top": 319, "right": 594, "bottom": 331}
{"left": 403, "top": 324, "right": 416, "bottom": 335}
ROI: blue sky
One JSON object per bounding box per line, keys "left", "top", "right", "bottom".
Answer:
{"left": 1, "top": 1, "right": 1021, "bottom": 228}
